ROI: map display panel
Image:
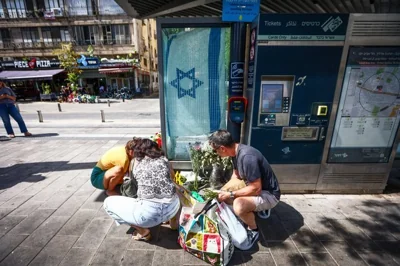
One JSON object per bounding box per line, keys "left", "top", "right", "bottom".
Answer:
{"left": 329, "top": 47, "right": 400, "bottom": 163}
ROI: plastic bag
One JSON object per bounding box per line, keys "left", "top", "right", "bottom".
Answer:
{"left": 215, "top": 201, "right": 252, "bottom": 250}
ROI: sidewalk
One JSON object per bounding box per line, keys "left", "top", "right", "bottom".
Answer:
{"left": 1, "top": 100, "right": 400, "bottom": 265}
{"left": 0, "top": 137, "right": 399, "bottom": 266}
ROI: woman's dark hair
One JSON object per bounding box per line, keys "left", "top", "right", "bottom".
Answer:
{"left": 208, "top": 129, "right": 235, "bottom": 148}
{"left": 125, "top": 137, "right": 164, "bottom": 159}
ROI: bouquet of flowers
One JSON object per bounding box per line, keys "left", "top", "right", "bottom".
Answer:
{"left": 188, "top": 141, "right": 232, "bottom": 191}
{"left": 150, "top": 132, "right": 162, "bottom": 149}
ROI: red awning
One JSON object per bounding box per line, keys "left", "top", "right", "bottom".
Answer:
{"left": 98, "top": 67, "right": 133, "bottom": 74}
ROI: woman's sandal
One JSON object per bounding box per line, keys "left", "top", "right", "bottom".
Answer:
{"left": 8, "top": 134, "right": 15, "bottom": 138}
{"left": 24, "top": 132, "right": 32, "bottom": 137}
{"left": 132, "top": 231, "right": 152, "bottom": 241}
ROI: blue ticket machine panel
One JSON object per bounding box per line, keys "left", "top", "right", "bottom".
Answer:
{"left": 247, "top": 14, "right": 348, "bottom": 165}
{"left": 229, "top": 97, "right": 247, "bottom": 123}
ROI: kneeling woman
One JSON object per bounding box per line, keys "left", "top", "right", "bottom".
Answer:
{"left": 103, "top": 138, "right": 180, "bottom": 241}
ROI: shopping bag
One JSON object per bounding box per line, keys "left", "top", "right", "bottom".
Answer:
{"left": 215, "top": 201, "right": 252, "bottom": 250}
{"left": 178, "top": 201, "right": 234, "bottom": 266}
{"left": 175, "top": 184, "right": 207, "bottom": 214}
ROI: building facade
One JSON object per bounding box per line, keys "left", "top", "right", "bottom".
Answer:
{"left": 0, "top": 0, "right": 158, "bottom": 97}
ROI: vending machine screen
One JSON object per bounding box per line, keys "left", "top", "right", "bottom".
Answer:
{"left": 261, "top": 84, "right": 283, "bottom": 113}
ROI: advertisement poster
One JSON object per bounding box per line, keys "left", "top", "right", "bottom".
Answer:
{"left": 329, "top": 47, "right": 400, "bottom": 163}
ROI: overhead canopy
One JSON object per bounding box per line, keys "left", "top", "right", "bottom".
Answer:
{"left": 0, "top": 69, "right": 64, "bottom": 80}
{"left": 114, "top": 0, "right": 400, "bottom": 18}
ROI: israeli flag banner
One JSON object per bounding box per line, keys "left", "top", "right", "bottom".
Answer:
{"left": 163, "top": 28, "right": 227, "bottom": 158}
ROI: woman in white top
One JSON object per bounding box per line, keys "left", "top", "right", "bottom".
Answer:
{"left": 103, "top": 137, "right": 180, "bottom": 241}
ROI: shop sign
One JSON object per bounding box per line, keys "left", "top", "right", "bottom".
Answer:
{"left": 99, "top": 58, "right": 138, "bottom": 68}
{"left": 77, "top": 55, "right": 100, "bottom": 69}
{"left": 1, "top": 59, "right": 61, "bottom": 69}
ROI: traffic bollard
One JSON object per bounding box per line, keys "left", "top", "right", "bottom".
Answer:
{"left": 37, "top": 110, "right": 43, "bottom": 122}
{"left": 58, "top": 103, "right": 62, "bottom": 112}
{"left": 123, "top": 97, "right": 125, "bottom": 102}
{"left": 100, "top": 110, "right": 105, "bottom": 122}
{"left": 108, "top": 100, "right": 110, "bottom": 107}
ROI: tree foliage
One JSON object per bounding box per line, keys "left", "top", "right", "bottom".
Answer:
{"left": 53, "top": 43, "right": 82, "bottom": 91}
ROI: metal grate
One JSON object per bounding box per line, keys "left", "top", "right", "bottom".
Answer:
{"left": 323, "top": 173, "right": 386, "bottom": 183}
{"left": 351, "top": 20, "right": 400, "bottom": 36}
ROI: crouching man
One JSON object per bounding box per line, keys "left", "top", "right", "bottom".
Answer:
{"left": 91, "top": 138, "right": 137, "bottom": 196}
{"left": 209, "top": 129, "right": 281, "bottom": 246}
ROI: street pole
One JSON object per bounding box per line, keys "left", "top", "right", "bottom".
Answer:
{"left": 227, "top": 22, "right": 246, "bottom": 143}
{"left": 37, "top": 110, "right": 43, "bottom": 122}
{"left": 100, "top": 110, "right": 105, "bottom": 122}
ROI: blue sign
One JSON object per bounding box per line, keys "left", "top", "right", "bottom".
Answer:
{"left": 77, "top": 55, "right": 99, "bottom": 69}
{"left": 230, "top": 62, "right": 244, "bottom": 79}
{"left": 258, "top": 14, "right": 349, "bottom": 41}
{"left": 222, "top": 0, "right": 260, "bottom": 22}
{"left": 229, "top": 61, "right": 244, "bottom": 95}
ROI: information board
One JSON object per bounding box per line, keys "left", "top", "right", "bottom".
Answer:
{"left": 329, "top": 47, "right": 400, "bottom": 163}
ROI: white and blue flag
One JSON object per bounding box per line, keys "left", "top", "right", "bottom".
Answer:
{"left": 163, "top": 28, "right": 227, "bottom": 139}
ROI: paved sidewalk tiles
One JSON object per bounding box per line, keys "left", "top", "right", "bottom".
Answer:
{"left": 0, "top": 139, "right": 399, "bottom": 266}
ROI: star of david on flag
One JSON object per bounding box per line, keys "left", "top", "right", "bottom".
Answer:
{"left": 170, "top": 68, "right": 204, "bottom": 99}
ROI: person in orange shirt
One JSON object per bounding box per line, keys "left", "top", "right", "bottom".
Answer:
{"left": 91, "top": 138, "right": 137, "bottom": 195}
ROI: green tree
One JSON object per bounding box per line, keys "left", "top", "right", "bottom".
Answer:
{"left": 87, "top": 45, "right": 94, "bottom": 57}
{"left": 53, "top": 43, "right": 82, "bottom": 92}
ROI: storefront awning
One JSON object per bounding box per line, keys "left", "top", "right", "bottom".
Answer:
{"left": 0, "top": 69, "right": 64, "bottom": 80}
{"left": 98, "top": 68, "right": 133, "bottom": 74}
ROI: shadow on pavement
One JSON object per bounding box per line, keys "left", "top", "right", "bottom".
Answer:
{"left": 319, "top": 199, "right": 400, "bottom": 265}
{"left": 0, "top": 161, "right": 96, "bottom": 189}
{"left": 17, "top": 133, "right": 59, "bottom": 138}
{"left": 0, "top": 135, "right": 12, "bottom": 141}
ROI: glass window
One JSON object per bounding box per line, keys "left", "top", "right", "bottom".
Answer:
{"left": 68, "top": 0, "right": 92, "bottom": 16}
{"left": 162, "top": 27, "right": 230, "bottom": 160}
{"left": 44, "top": 0, "right": 63, "bottom": 10}
{"left": 42, "top": 28, "right": 52, "bottom": 44}
{"left": 21, "top": 28, "right": 39, "bottom": 47}
{"left": 112, "top": 24, "right": 130, "bottom": 44}
{"left": 6, "top": 0, "right": 27, "bottom": 18}
{"left": 102, "top": 25, "right": 112, "bottom": 44}
{"left": 0, "top": 2, "right": 5, "bottom": 18}
{"left": 73, "top": 25, "right": 98, "bottom": 45}
{"left": 98, "top": 0, "right": 125, "bottom": 15}
{"left": 60, "top": 28, "right": 70, "bottom": 42}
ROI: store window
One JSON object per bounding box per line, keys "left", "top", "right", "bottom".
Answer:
{"left": 5, "top": 0, "right": 26, "bottom": 18}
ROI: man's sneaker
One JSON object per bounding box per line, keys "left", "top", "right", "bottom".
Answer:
{"left": 246, "top": 229, "right": 259, "bottom": 247}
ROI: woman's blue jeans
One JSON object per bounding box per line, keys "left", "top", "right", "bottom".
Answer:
{"left": 0, "top": 103, "right": 28, "bottom": 135}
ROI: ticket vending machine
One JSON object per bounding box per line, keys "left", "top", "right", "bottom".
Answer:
{"left": 316, "top": 14, "right": 400, "bottom": 193}
{"left": 244, "top": 14, "right": 349, "bottom": 192}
